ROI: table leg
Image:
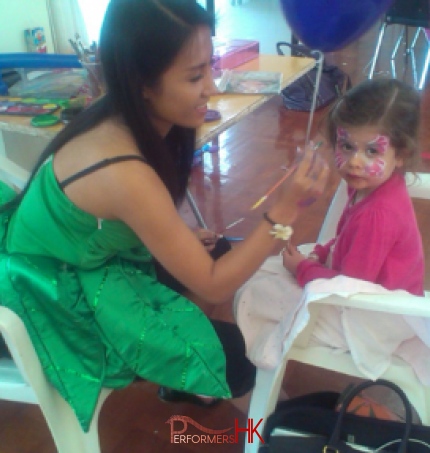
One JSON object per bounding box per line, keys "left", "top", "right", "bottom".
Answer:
{"left": 186, "top": 188, "right": 208, "bottom": 229}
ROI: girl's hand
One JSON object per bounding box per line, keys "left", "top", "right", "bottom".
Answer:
{"left": 281, "top": 242, "right": 307, "bottom": 275}
{"left": 195, "top": 228, "right": 220, "bottom": 252}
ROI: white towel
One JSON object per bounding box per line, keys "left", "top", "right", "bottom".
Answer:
{"left": 233, "top": 255, "right": 430, "bottom": 385}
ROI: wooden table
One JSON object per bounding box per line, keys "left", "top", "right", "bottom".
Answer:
{"left": 198, "top": 54, "right": 314, "bottom": 148}
{"left": 0, "top": 54, "right": 315, "bottom": 226}
{"left": 0, "top": 54, "right": 315, "bottom": 148}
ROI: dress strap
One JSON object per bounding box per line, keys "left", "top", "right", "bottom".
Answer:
{"left": 59, "top": 155, "right": 146, "bottom": 189}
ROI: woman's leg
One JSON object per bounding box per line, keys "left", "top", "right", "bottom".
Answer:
{"left": 210, "top": 319, "right": 256, "bottom": 398}
{"left": 158, "top": 318, "right": 256, "bottom": 406}
{"left": 155, "top": 236, "right": 256, "bottom": 402}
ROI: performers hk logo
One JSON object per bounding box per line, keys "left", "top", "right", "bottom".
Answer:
{"left": 166, "top": 415, "right": 264, "bottom": 445}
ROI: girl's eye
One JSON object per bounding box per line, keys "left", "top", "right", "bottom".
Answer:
{"left": 366, "top": 147, "right": 380, "bottom": 156}
{"left": 338, "top": 141, "right": 354, "bottom": 153}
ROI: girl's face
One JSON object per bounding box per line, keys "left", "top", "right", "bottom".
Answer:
{"left": 143, "top": 26, "right": 217, "bottom": 137}
{"left": 334, "top": 125, "right": 404, "bottom": 198}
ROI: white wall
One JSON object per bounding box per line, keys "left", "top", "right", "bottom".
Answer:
{"left": 0, "top": 0, "right": 54, "bottom": 53}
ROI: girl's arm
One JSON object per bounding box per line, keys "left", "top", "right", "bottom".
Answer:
{"left": 295, "top": 209, "right": 398, "bottom": 287}
{"left": 295, "top": 259, "right": 340, "bottom": 286}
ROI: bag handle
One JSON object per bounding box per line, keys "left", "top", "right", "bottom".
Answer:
{"left": 276, "top": 41, "right": 314, "bottom": 59}
{"left": 327, "top": 379, "right": 412, "bottom": 453}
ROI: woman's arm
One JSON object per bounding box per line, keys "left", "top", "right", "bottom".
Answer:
{"left": 65, "top": 144, "right": 329, "bottom": 303}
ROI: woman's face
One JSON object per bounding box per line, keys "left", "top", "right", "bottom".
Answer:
{"left": 143, "top": 26, "right": 217, "bottom": 137}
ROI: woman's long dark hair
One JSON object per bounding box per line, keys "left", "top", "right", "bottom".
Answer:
{"left": 1, "top": 0, "right": 213, "bottom": 212}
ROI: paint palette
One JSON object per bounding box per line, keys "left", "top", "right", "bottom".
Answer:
{"left": 0, "top": 99, "right": 59, "bottom": 116}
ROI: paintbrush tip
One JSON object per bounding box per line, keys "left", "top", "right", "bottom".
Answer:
{"left": 250, "top": 197, "right": 266, "bottom": 210}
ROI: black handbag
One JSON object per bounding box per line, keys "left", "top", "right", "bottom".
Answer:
{"left": 260, "top": 379, "right": 430, "bottom": 452}
{"left": 276, "top": 41, "right": 351, "bottom": 111}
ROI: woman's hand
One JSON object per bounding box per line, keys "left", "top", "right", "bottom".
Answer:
{"left": 281, "top": 242, "right": 307, "bottom": 275}
{"left": 195, "top": 228, "right": 220, "bottom": 252}
{"left": 271, "top": 141, "right": 330, "bottom": 224}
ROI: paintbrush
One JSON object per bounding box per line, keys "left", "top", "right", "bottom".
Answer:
{"left": 250, "top": 164, "right": 298, "bottom": 210}
{"left": 68, "top": 38, "right": 83, "bottom": 59}
{"left": 250, "top": 141, "right": 322, "bottom": 211}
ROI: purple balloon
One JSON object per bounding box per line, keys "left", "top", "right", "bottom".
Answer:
{"left": 280, "top": 0, "right": 393, "bottom": 52}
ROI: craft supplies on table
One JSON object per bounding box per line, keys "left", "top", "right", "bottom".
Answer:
{"left": 212, "top": 38, "right": 259, "bottom": 74}
{"left": 0, "top": 99, "right": 59, "bottom": 116}
{"left": 8, "top": 69, "right": 87, "bottom": 99}
{"left": 217, "top": 70, "right": 282, "bottom": 94}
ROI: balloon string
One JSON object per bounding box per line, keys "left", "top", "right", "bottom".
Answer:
{"left": 305, "top": 50, "right": 324, "bottom": 146}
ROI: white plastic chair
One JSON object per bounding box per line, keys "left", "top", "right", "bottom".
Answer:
{"left": 245, "top": 172, "right": 430, "bottom": 453}
{"left": 0, "top": 155, "right": 112, "bottom": 453}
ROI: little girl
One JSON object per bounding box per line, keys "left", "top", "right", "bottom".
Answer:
{"left": 282, "top": 78, "right": 424, "bottom": 296}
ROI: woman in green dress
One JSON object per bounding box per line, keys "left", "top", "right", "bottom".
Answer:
{"left": 0, "top": 0, "right": 329, "bottom": 431}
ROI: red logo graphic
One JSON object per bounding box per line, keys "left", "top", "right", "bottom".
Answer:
{"left": 166, "top": 415, "right": 264, "bottom": 445}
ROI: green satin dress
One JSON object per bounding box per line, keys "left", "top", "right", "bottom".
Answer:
{"left": 0, "top": 158, "right": 230, "bottom": 432}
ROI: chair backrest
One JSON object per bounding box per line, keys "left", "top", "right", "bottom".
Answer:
{"left": 385, "top": 0, "right": 430, "bottom": 28}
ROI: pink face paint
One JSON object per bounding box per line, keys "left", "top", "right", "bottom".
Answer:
{"left": 335, "top": 127, "right": 350, "bottom": 169}
{"left": 335, "top": 128, "right": 390, "bottom": 178}
{"left": 364, "top": 157, "right": 386, "bottom": 177}
{"left": 334, "top": 149, "right": 347, "bottom": 169}
{"left": 361, "top": 135, "right": 389, "bottom": 178}
{"left": 368, "top": 134, "right": 390, "bottom": 154}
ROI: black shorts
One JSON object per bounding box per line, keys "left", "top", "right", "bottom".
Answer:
{"left": 154, "top": 236, "right": 256, "bottom": 397}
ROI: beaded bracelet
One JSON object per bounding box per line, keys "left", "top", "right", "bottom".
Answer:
{"left": 263, "top": 212, "right": 293, "bottom": 241}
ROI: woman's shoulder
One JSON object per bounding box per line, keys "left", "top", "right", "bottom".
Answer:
{"left": 63, "top": 118, "right": 139, "bottom": 159}
{"left": 52, "top": 119, "right": 154, "bottom": 220}
{"left": 55, "top": 119, "right": 148, "bottom": 181}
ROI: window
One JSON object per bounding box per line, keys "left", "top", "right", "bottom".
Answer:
{"left": 77, "top": 0, "right": 109, "bottom": 43}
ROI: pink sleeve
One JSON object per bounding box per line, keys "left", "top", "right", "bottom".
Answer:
{"left": 296, "top": 259, "right": 340, "bottom": 287}
{"left": 333, "top": 209, "right": 398, "bottom": 281}
{"left": 312, "top": 239, "right": 336, "bottom": 263}
{"left": 297, "top": 209, "right": 398, "bottom": 287}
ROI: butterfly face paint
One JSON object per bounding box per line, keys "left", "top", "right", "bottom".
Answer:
{"left": 364, "top": 158, "right": 386, "bottom": 177}
{"left": 335, "top": 127, "right": 390, "bottom": 178}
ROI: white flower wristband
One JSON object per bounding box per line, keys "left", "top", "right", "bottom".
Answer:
{"left": 263, "top": 212, "right": 293, "bottom": 241}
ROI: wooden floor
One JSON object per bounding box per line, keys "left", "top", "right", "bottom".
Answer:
{"left": 1, "top": 22, "right": 430, "bottom": 453}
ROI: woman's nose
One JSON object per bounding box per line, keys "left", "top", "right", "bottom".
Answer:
{"left": 203, "top": 71, "right": 219, "bottom": 96}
